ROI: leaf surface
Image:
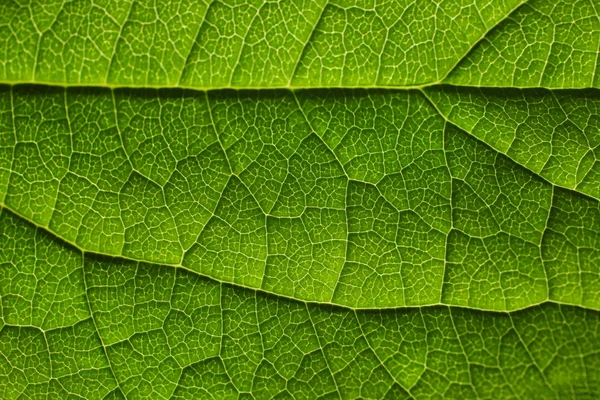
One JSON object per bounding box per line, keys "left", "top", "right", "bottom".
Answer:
{"left": 1, "top": 209, "right": 600, "bottom": 399}
{"left": 2, "top": 0, "right": 597, "bottom": 88}
{"left": 0, "top": 0, "right": 599, "bottom": 398}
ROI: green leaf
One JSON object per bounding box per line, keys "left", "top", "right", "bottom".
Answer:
{"left": 0, "top": 0, "right": 599, "bottom": 398}
{"left": 1, "top": 209, "right": 599, "bottom": 399}
{"left": 4, "top": 0, "right": 598, "bottom": 88}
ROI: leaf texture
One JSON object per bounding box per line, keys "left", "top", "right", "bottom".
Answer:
{"left": 0, "top": 0, "right": 599, "bottom": 398}
{"left": 1, "top": 0, "right": 598, "bottom": 88}
{"left": 1, "top": 209, "right": 600, "bottom": 399}
{"left": 1, "top": 86, "right": 598, "bottom": 311}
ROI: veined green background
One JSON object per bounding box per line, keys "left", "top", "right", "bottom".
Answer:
{"left": 0, "top": 0, "right": 599, "bottom": 398}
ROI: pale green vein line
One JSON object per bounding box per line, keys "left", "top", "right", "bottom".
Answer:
{"left": 438, "top": 0, "right": 529, "bottom": 85}
{"left": 354, "top": 309, "right": 416, "bottom": 399}
{"left": 228, "top": 2, "right": 265, "bottom": 87}
{"left": 104, "top": 0, "right": 136, "bottom": 85}
{"left": 287, "top": 0, "right": 329, "bottom": 87}
{"left": 176, "top": 0, "right": 214, "bottom": 86}
{"left": 508, "top": 313, "right": 560, "bottom": 400}
{"left": 81, "top": 257, "right": 123, "bottom": 395}
{"left": 306, "top": 304, "right": 343, "bottom": 399}
{"left": 1, "top": 204, "right": 598, "bottom": 315}
{"left": 420, "top": 87, "right": 600, "bottom": 202}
